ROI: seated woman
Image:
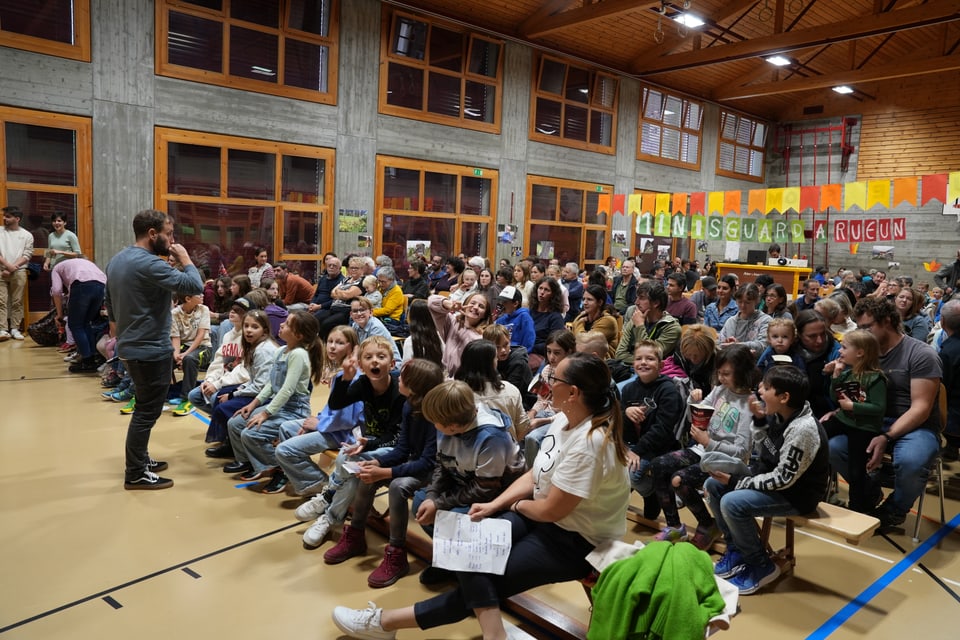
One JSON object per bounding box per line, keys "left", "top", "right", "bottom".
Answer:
{"left": 372, "top": 266, "right": 405, "bottom": 330}
{"left": 247, "top": 246, "right": 274, "bottom": 288}
{"left": 703, "top": 274, "right": 738, "bottom": 332}
{"left": 571, "top": 284, "right": 620, "bottom": 358}
{"left": 763, "top": 283, "right": 792, "bottom": 320}
{"left": 896, "top": 287, "right": 931, "bottom": 341}
{"left": 332, "top": 352, "right": 630, "bottom": 640}
{"left": 815, "top": 296, "right": 855, "bottom": 340}
{"left": 528, "top": 276, "right": 566, "bottom": 370}
{"left": 316, "top": 256, "right": 365, "bottom": 339}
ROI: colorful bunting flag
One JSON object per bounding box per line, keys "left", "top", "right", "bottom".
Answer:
{"left": 612, "top": 194, "right": 625, "bottom": 216}
{"left": 892, "top": 177, "right": 918, "bottom": 208}
{"left": 921, "top": 174, "right": 947, "bottom": 206}
{"left": 747, "top": 189, "right": 766, "bottom": 215}
{"left": 627, "top": 193, "right": 642, "bottom": 215}
{"left": 689, "top": 192, "right": 706, "bottom": 215}
{"left": 843, "top": 181, "right": 866, "bottom": 211}
{"left": 782, "top": 187, "right": 800, "bottom": 213}
{"left": 597, "top": 193, "right": 610, "bottom": 215}
{"left": 724, "top": 190, "right": 741, "bottom": 216}
{"left": 800, "top": 186, "right": 820, "bottom": 212}
{"left": 866, "top": 180, "right": 890, "bottom": 210}
{"left": 820, "top": 184, "right": 842, "bottom": 210}
{"left": 708, "top": 191, "right": 724, "bottom": 216}
{"left": 671, "top": 192, "right": 688, "bottom": 215}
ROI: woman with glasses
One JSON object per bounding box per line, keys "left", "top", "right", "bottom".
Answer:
{"left": 332, "top": 352, "right": 630, "bottom": 640}
{"left": 316, "top": 256, "right": 366, "bottom": 339}
{"left": 763, "top": 284, "right": 792, "bottom": 320}
{"left": 348, "top": 298, "right": 401, "bottom": 368}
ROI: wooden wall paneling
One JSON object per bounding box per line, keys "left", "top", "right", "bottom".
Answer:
{"left": 857, "top": 105, "right": 960, "bottom": 179}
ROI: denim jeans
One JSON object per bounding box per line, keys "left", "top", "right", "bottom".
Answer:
{"left": 705, "top": 477, "right": 799, "bottom": 567}
{"left": 227, "top": 397, "right": 311, "bottom": 472}
{"left": 351, "top": 474, "right": 428, "bottom": 546}
{"left": 325, "top": 447, "right": 393, "bottom": 524}
{"left": 178, "top": 346, "right": 211, "bottom": 400}
{"left": 123, "top": 358, "right": 172, "bottom": 479}
{"left": 829, "top": 427, "right": 939, "bottom": 516}
{"left": 274, "top": 419, "right": 351, "bottom": 495}
{"left": 413, "top": 513, "right": 594, "bottom": 629}
{"left": 66, "top": 280, "right": 105, "bottom": 358}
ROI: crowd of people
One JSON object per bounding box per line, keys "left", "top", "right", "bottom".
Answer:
{"left": 14, "top": 210, "right": 960, "bottom": 639}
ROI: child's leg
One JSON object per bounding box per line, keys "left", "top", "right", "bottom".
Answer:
{"left": 650, "top": 449, "right": 702, "bottom": 527}
{"left": 673, "top": 464, "right": 713, "bottom": 525}
{"left": 384, "top": 475, "right": 427, "bottom": 546}
{"left": 240, "top": 411, "right": 289, "bottom": 474}
{"left": 717, "top": 487, "right": 798, "bottom": 568}
{"left": 326, "top": 447, "right": 392, "bottom": 525}
{"left": 226, "top": 409, "right": 257, "bottom": 463}
{"left": 845, "top": 427, "right": 879, "bottom": 513}
{"left": 275, "top": 427, "right": 343, "bottom": 495}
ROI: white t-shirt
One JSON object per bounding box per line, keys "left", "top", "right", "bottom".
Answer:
{"left": 532, "top": 413, "right": 630, "bottom": 546}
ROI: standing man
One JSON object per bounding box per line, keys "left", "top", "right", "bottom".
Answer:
{"left": 274, "top": 261, "right": 314, "bottom": 311}
{"left": 106, "top": 209, "right": 203, "bottom": 490}
{"left": 0, "top": 206, "right": 34, "bottom": 341}
{"left": 50, "top": 256, "right": 107, "bottom": 372}
{"left": 611, "top": 259, "right": 638, "bottom": 315}
{"left": 665, "top": 272, "right": 698, "bottom": 325}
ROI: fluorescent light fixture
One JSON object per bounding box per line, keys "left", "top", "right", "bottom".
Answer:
{"left": 463, "top": 107, "right": 481, "bottom": 117}
{"left": 251, "top": 66, "right": 276, "bottom": 76}
{"left": 766, "top": 55, "right": 791, "bottom": 67}
{"left": 832, "top": 85, "right": 854, "bottom": 94}
{"left": 673, "top": 14, "right": 705, "bottom": 28}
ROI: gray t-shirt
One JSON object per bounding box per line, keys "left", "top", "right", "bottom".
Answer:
{"left": 880, "top": 335, "right": 942, "bottom": 432}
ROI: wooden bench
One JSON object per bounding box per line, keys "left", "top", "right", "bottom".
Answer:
{"left": 761, "top": 501, "right": 880, "bottom": 576}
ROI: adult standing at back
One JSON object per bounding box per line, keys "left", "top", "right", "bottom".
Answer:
{"left": 0, "top": 206, "right": 34, "bottom": 341}
{"left": 51, "top": 256, "right": 107, "bottom": 372}
{"left": 43, "top": 211, "right": 81, "bottom": 271}
{"left": 106, "top": 209, "right": 203, "bottom": 490}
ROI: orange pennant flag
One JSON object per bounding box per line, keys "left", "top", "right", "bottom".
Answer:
{"left": 866, "top": 180, "right": 890, "bottom": 210}
{"left": 671, "top": 192, "right": 688, "bottom": 214}
{"left": 821, "top": 184, "right": 842, "bottom": 210}
{"left": 724, "top": 190, "right": 742, "bottom": 216}
{"left": 747, "top": 189, "right": 766, "bottom": 215}
{"left": 708, "top": 191, "right": 724, "bottom": 216}
{"left": 597, "top": 193, "right": 611, "bottom": 215}
{"left": 641, "top": 193, "right": 657, "bottom": 214}
{"left": 892, "top": 177, "right": 918, "bottom": 207}
{"left": 849, "top": 243, "right": 859, "bottom": 255}
{"left": 844, "top": 181, "right": 866, "bottom": 211}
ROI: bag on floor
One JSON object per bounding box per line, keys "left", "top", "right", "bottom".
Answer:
{"left": 27, "top": 310, "right": 62, "bottom": 347}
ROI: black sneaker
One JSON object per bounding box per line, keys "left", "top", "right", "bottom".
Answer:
{"left": 124, "top": 471, "right": 174, "bottom": 490}
{"left": 261, "top": 472, "right": 289, "bottom": 494}
{"left": 205, "top": 443, "right": 234, "bottom": 459}
{"left": 69, "top": 357, "right": 99, "bottom": 373}
{"left": 223, "top": 460, "right": 252, "bottom": 475}
{"left": 147, "top": 457, "right": 168, "bottom": 473}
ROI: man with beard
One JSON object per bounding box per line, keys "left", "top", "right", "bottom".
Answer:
{"left": 106, "top": 209, "right": 203, "bottom": 490}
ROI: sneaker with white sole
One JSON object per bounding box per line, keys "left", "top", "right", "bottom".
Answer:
{"left": 9, "top": 328, "right": 24, "bottom": 340}
{"left": 172, "top": 400, "right": 194, "bottom": 417}
{"left": 331, "top": 601, "right": 396, "bottom": 640}
{"left": 729, "top": 558, "right": 781, "bottom": 595}
{"left": 652, "top": 524, "right": 688, "bottom": 543}
{"left": 714, "top": 547, "right": 746, "bottom": 578}
{"left": 0, "top": 330, "right": 10, "bottom": 341}
{"left": 124, "top": 470, "right": 173, "bottom": 490}
{"left": 294, "top": 494, "right": 330, "bottom": 522}
{"left": 303, "top": 514, "right": 333, "bottom": 549}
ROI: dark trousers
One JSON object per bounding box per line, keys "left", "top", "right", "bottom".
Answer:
{"left": 314, "top": 307, "right": 350, "bottom": 339}
{"left": 124, "top": 358, "right": 172, "bottom": 479}
{"left": 67, "top": 281, "right": 105, "bottom": 359}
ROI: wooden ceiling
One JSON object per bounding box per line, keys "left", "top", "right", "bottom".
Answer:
{"left": 390, "top": 0, "right": 960, "bottom": 121}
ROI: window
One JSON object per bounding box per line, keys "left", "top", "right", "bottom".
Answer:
{"left": 526, "top": 176, "right": 611, "bottom": 271}
{"left": 0, "top": 0, "right": 90, "bottom": 61}
{"left": 1, "top": 106, "right": 92, "bottom": 318}
{"left": 157, "top": 0, "right": 338, "bottom": 105}
{"left": 380, "top": 9, "right": 503, "bottom": 133}
{"left": 530, "top": 55, "right": 618, "bottom": 154}
{"left": 156, "top": 128, "right": 334, "bottom": 284}
{"left": 717, "top": 110, "right": 767, "bottom": 182}
{"left": 376, "top": 156, "right": 496, "bottom": 269}
{"left": 638, "top": 87, "right": 702, "bottom": 170}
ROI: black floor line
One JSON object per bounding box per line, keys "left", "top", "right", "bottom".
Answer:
{"left": 0, "top": 521, "right": 301, "bottom": 634}
{"left": 881, "top": 532, "right": 960, "bottom": 603}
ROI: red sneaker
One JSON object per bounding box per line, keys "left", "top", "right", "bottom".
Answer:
{"left": 323, "top": 525, "right": 367, "bottom": 565}
{"left": 367, "top": 544, "right": 410, "bottom": 588}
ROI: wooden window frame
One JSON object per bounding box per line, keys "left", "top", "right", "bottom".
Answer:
{"left": 0, "top": 0, "right": 91, "bottom": 62}
{"left": 716, "top": 109, "right": 767, "bottom": 183}
{"left": 155, "top": 127, "right": 336, "bottom": 270}
{"left": 524, "top": 175, "right": 612, "bottom": 271}
{"left": 378, "top": 8, "right": 503, "bottom": 134}
{"left": 638, "top": 86, "right": 702, "bottom": 171}
{"left": 156, "top": 0, "right": 339, "bottom": 105}
{"left": 375, "top": 155, "right": 497, "bottom": 265}
{"left": 529, "top": 54, "right": 619, "bottom": 155}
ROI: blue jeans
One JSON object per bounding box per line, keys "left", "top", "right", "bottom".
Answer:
{"left": 123, "top": 358, "right": 172, "bottom": 479}
{"left": 274, "top": 419, "right": 351, "bottom": 495}
{"left": 829, "top": 427, "right": 939, "bottom": 516}
{"left": 705, "top": 477, "right": 799, "bottom": 567}
{"left": 227, "top": 398, "right": 311, "bottom": 472}
{"left": 67, "top": 280, "right": 105, "bottom": 359}
{"left": 326, "top": 446, "right": 393, "bottom": 525}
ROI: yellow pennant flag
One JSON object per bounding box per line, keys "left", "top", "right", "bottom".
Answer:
{"left": 866, "top": 180, "right": 890, "bottom": 210}
{"left": 627, "top": 193, "right": 643, "bottom": 215}
{"left": 655, "top": 193, "right": 671, "bottom": 215}
{"left": 949, "top": 172, "right": 960, "bottom": 205}
{"left": 708, "top": 191, "right": 724, "bottom": 216}
{"left": 765, "top": 188, "right": 783, "bottom": 215}
{"left": 781, "top": 187, "right": 800, "bottom": 213}
{"left": 844, "top": 181, "right": 866, "bottom": 211}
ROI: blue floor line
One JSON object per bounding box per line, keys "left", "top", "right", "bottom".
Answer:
{"left": 805, "top": 511, "right": 960, "bottom": 640}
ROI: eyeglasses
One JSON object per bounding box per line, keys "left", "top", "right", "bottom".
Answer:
{"left": 547, "top": 374, "right": 573, "bottom": 386}
{"left": 350, "top": 308, "right": 369, "bottom": 315}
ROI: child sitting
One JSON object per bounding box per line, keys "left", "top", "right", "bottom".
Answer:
{"left": 362, "top": 275, "right": 383, "bottom": 309}
{"left": 756, "top": 318, "right": 805, "bottom": 372}
{"left": 187, "top": 299, "right": 248, "bottom": 418}
{"left": 170, "top": 292, "right": 213, "bottom": 415}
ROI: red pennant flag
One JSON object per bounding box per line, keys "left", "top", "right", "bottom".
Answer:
{"left": 689, "top": 192, "right": 706, "bottom": 215}
{"left": 612, "top": 194, "right": 625, "bottom": 216}
{"left": 800, "top": 186, "right": 820, "bottom": 212}
{"left": 921, "top": 174, "right": 947, "bottom": 206}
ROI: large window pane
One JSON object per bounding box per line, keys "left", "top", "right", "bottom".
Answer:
{"left": 662, "top": 127, "right": 681, "bottom": 160}
{"left": 381, "top": 214, "right": 455, "bottom": 267}
{"left": 289, "top": 0, "right": 331, "bottom": 37}
{"left": 428, "top": 26, "right": 463, "bottom": 73}
{"left": 584, "top": 228, "right": 607, "bottom": 261}
{"left": 539, "top": 59, "right": 565, "bottom": 95}
{"left": 285, "top": 40, "right": 328, "bottom": 92}
{"left": 589, "top": 111, "right": 612, "bottom": 147}
{"left": 460, "top": 177, "right": 491, "bottom": 216}
{"left": 529, "top": 223, "right": 579, "bottom": 263}
{"left": 464, "top": 81, "right": 495, "bottom": 123}
{"left": 530, "top": 184, "right": 557, "bottom": 221}
{"left": 168, "top": 142, "right": 220, "bottom": 196}
{"left": 640, "top": 123, "right": 661, "bottom": 156}
{"left": 168, "top": 11, "right": 223, "bottom": 72}
{"left": 282, "top": 209, "right": 320, "bottom": 257}
{"left": 558, "top": 188, "right": 582, "bottom": 223}
{"left": 393, "top": 16, "right": 426, "bottom": 59}
{"left": 282, "top": 155, "right": 324, "bottom": 203}
{"left": 0, "top": 0, "right": 74, "bottom": 43}
{"left": 461, "top": 221, "right": 488, "bottom": 258}
{"left": 5, "top": 123, "right": 77, "bottom": 186}
{"left": 427, "top": 72, "right": 462, "bottom": 118}
{"left": 423, "top": 171, "right": 457, "bottom": 213}
{"left": 469, "top": 39, "right": 499, "bottom": 77}
{"left": 564, "top": 105, "right": 588, "bottom": 142}
{"left": 594, "top": 75, "right": 617, "bottom": 109}
{"left": 227, "top": 149, "right": 275, "bottom": 200}
{"left": 170, "top": 202, "right": 275, "bottom": 277}
{"left": 6, "top": 190, "right": 76, "bottom": 249}
{"left": 534, "top": 98, "right": 561, "bottom": 137}
{"left": 231, "top": 0, "right": 279, "bottom": 28}
{"left": 386, "top": 63, "right": 424, "bottom": 110}
{"left": 229, "top": 26, "right": 278, "bottom": 82}
{"left": 565, "top": 66, "right": 590, "bottom": 103}
{"left": 383, "top": 167, "right": 420, "bottom": 210}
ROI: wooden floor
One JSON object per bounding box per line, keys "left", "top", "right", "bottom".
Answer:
{"left": 2, "top": 338, "right": 960, "bottom": 640}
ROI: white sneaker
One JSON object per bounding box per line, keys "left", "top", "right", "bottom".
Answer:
{"left": 9, "top": 329, "right": 23, "bottom": 340}
{"left": 65, "top": 352, "right": 80, "bottom": 363}
{"left": 294, "top": 494, "right": 329, "bottom": 522}
{"left": 331, "top": 601, "right": 396, "bottom": 640}
{"left": 303, "top": 514, "right": 332, "bottom": 549}
{"left": 0, "top": 330, "right": 9, "bottom": 342}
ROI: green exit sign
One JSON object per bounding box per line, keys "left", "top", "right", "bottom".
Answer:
{"left": 596, "top": 185, "right": 603, "bottom": 192}
{"left": 474, "top": 168, "right": 483, "bottom": 176}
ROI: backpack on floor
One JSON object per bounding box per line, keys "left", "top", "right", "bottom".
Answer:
{"left": 27, "top": 310, "right": 62, "bottom": 347}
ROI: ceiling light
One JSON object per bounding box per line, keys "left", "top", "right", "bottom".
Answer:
{"left": 250, "top": 66, "right": 276, "bottom": 76}
{"left": 663, "top": 110, "right": 675, "bottom": 116}
{"left": 832, "top": 85, "right": 854, "bottom": 94}
{"left": 766, "top": 55, "right": 791, "bottom": 67}
{"left": 672, "top": 14, "right": 705, "bottom": 28}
